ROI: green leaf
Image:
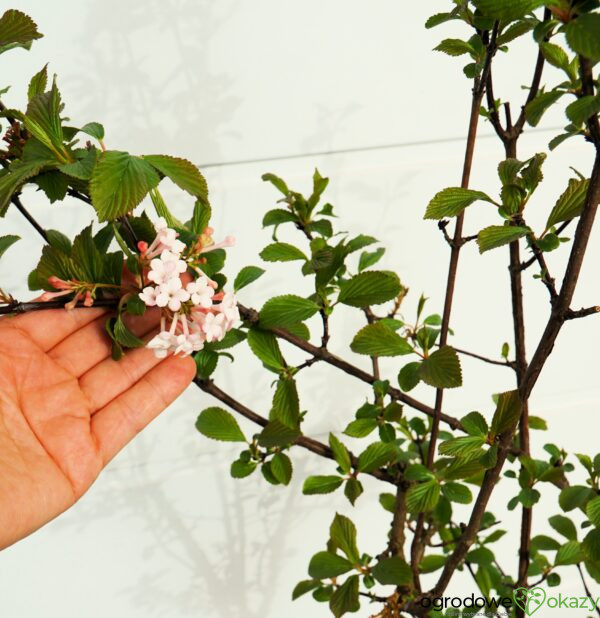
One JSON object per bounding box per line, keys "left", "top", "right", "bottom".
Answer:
{"left": 329, "top": 433, "right": 352, "bottom": 475}
{"left": 234, "top": 266, "right": 265, "bottom": 292}
{"left": 330, "top": 514, "right": 360, "bottom": 563}
{"left": 531, "top": 535, "right": 561, "bottom": 551}
{"left": 303, "top": 475, "right": 344, "bottom": 495}
{"left": 426, "top": 12, "right": 453, "bottom": 29}
{"left": 329, "top": 575, "right": 359, "bottom": 618}
{"left": 142, "top": 154, "right": 208, "bottom": 200}
{"left": 525, "top": 90, "right": 564, "bottom": 127}
{"left": 208, "top": 329, "right": 246, "bottom": 351}
{"left": 490, "top": 390, "right": 521, "bottom": 437}
{"left": 27, "top": 64, "right": 47, "bottom": 100}
{"left": 496, "top": 19, "right": 536, "bottom": 45}
{"left": 247, "top": 328, "right": 285, "bottom": 372}
{"left": 338, "top": 271, "right": 401, "bottom": 307}
{"left": 559, "top": 486, "right": 594, "bottom": 513}
{"left": 424, "top": 187, "right": 494, "bottom": 220}
{"left": 566, "top": 95, "right": 600, "bottom": 126}
{"left": 0, "top": 160, "right": 46, "bottom": 216}
{"left": 419, "top": 555, "right": 446, "bottom": 574}
{"left": 419, "top": 345, "right": 462, "bottom": 388}
{"left": 565, "top": 13, "right": 600, "bottom": 62}
{"left": 0, "top": 9, "right": 42, "bottom": 50}
{"left": 190, "top": 199, "right": 211, "bottom": 234}
{"left": 259, "top": 294, "right": 319, "bottom": 329}
{"left": 477, "top": 225, "right": 530, "bottom": 253}
{"left": 343, "top": 418, "right": 378, "bottom": 438}
{"left": 260, "top": 242, "right": 307, "bottom": 262}
{"left": 350, "top": 323, "right": 412, "bottom": 357}
{"left": 90, "top": 151, "right": 159, "bottom": 221}
{"left": 24, "top": 79, "right": 66, "bottom": 157}
{"left": 308, "top": 551, "right": 354, "bottom": 579}
{"left": 34, "top": 170, "right": 69, "bottom": 203}
{"left": 59, "top": 147, "right": 98, "bottom": 180}
{"left": 398, "top": 361, "right": 421, "bottom": 392}
{"left": 586, "top": 496, "right": 600, "bottom": 528}
{"left": 434, "top": 38, "right": 474, "bottom": 56}
{"left": 262, "top": 172, "right": 289, "bottom": 196}
{"left": 345, "top": 234, "right": 377, "bottom": 254}
{"left": 258, "top": 420, "right": 300, "bottom": 448}
{"left": 270, "top": 377, "right": 300, "bottom": 428}
{"left": 271, "top": 452, "right": 293, "bottom": 486}
{"left": 546, "top": 177, "right": 589, "bottom": 229}
{"left": 406, "top": 480, "right": 441, "bottom": 513}
{"left": 195, "top": 407, "right": 246, "bottom": 442}
{"left": 230, "top": 459, "right": 257, "bottom": 479}
{"left": 540, "top": 42, "right": 569, "bottom": 71}
{"left": 344, "top": 479, "right": 363, "bottom": 506}
{"left": 405, "top": 464, "right": 435, "bottom": 482}
{"left": 358, "top": 247, "right": 385, "bottom": 272}
{"left": 442, "top": 482, "right": 473, "bottom": 504}
{"left": 0, "top": 234, "right": 20, "bottom": 259}
{"left": 292, "top": 580, "right": 320, "bottom": 601}
{"left": 472, "top": 0, "right": 544, "bottom": 22}
{"left": 113, "top": 316, "right": 144, "bottom": 348}
{"left": 461, "top": 411, "right": 489, "bottom": 437}
{"left": 262, "top": 208, "right": 297, "bottom": 227}
{"left": 555, "top": 541, "right": 583, "bottom": 566}
{"left": 439, "top": 435, "right": 486, "bottom": 458}
{"left": 582, "top": 529, "right": 600, "bottom": 562}
{"left": 357, "top": 442, "right": 397, "bottom": 473}
{"left": 194, "top": 349, "right": 218, "bottom": 379}
{"left": 79, "top": 122, "right": 105, "bottom": 141}
{"left": 372, "top": 557, "right": 412, "bottom": 586}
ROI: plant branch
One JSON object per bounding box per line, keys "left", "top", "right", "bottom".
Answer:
{"left": 578, "top": 564, "right": 600, "bottom": 618}
{"left": 453, "top": 346, "right": 516, "bottom": 369}
{"left": 565, "top": 305, "right": 600, "bottom": 319}
{"left": 238, "top": 304, "right": 464, "bottom": 432}
{"left": 194, "top": 378, "right": 395, "bottom": 484}
{"left": 10, "top": 195, "right": 48, "bottom": 242}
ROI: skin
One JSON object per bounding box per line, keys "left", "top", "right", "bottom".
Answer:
{"left": 0, "top": 305, "right": 196, "bottom": 550}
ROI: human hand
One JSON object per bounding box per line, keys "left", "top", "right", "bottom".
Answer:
{"left": 0, "top": 306, "right": 196, "bottom": 550}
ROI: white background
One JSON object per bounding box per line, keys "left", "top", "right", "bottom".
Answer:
{"left": 0, "top": 2, "right": 598, "bottom": 617}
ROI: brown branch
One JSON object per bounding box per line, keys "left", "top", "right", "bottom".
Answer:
{"left": 194, "top": 378, "right": 396, "bottom": 484}
{"left": 10, "top": 195, "right": 48, "bottom": 242}
{"left": 238, "top": 304, "right": 464, "bottom": 432}
{"left": 0, "top": 297, "right": 117, "bottom": 315}
{"left": 453, "top": 346, "right": 516, "bottom": 369}
{"left": 578, "top": 564, "right": 600, "bottom": 617}
{"left": 521, "top": 220, "right": 574, "bottom": 271}
{"left": 565, "top": 305, "right": 600, "bottom": 319}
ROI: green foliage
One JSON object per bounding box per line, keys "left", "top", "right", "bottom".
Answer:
{"left": 424, "top": 187, "right": 494, "bottom": 220}
{"left": 477, "top": 225, "right": 530, "bottom": 253}
{"left": 472, "top": 0, "right": 544, "bottom": 22}
{"left": 303, "top": 475, "right": 344, "bottom": 495}
{"left": 546, "top": 177, "right": 589, "bottom": 230}
{"left": 338, "top": 271, "right": 401, "bottom": 307}
{"left": 246, "top": 328, "right": 285, "bottom": 372}
{"left": 371, "top": 557, "right": 412, "bottom": 586}
{"left": 308, "top": 551, "right": 354, "bottom": 579}
{"left": 350, "top": 323, "right": 412, "bottom": 357}
{"left": 419, "top": 345, "right": 462, "bottom": 388}
{"left": 565, "top": 13, "right": 600, "bottom": 62}
{"left": 260, "top": 242, "right": 307, "bottom": 262}
{"left": 525, "top": 90, "right": 565, "bottom": 127}
{"left": 259, "top": 295, "right": 319, "bottom": 329}
{"left": 490, "top": 391, "right": 521, "bottom": 437}
{"left": 0, "top": 9, "right": 42, "bottom": 54}
{"left": 234, "top": 265, "right": 265, "bottom": 291}
{"left": 0, "top": 235, "right": 19, "bottom": 260}
{"left": 195, "top": 407, "right": 246, "bottom": 442}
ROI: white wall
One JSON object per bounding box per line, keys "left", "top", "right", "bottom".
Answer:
{"left": 0, "top": 2, "right": 598, "bottom": 617}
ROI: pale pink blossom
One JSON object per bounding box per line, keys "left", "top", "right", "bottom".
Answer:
{"left": 155, "top": 277, "right": 191, "bottom": 311}
{"left": 200, "top": 235, "right": 236, "bottom": 254}
{"left": 198, "top": 311, "right": 227, "bottom": 342}
{"left": 186, "top": 277, "right": 214, "bottom": 308}
{"left": 147, "top": 331, "right": 176, "bottom": 359}
{"left": 139, "top": 286, "right": 160, "bottom": 306}
{"left": 217, "top": 292, "right": 239, "bottom": 326}
{"left": 147, "top": 251, "right": 187, "bottom": 285}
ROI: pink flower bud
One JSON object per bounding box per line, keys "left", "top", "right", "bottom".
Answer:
{"left": 83, "top": 291, "right": 94, "bottom": 307}
{"left": 48, "top": 276, "right": 72, "bottom": 290}
{"left": 137, "top": 240, "right": 149, "bottom": 254}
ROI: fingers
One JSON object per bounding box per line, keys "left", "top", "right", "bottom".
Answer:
{"left": 10, "top": 308, "right": 107, "bottom": 351}
{"left": 91, "top": 354, "right": 196, "bottom": 464}
{"left": 47, "top": 306, "right": 162, "bottom": 379}
{"left": 79, "top": 338, "right": 165, "bottom": 410}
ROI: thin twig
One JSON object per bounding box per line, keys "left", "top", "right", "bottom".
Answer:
{"left": 453, "top": 346, "right": 516, "bottom": 369}
{"left": 194, "top": 378, "right": 395, "bottom": 484}
{"left": 10, "top": 195, "right": 48, "bottom": 243}
{"left": 577, "top": 564, "right": 600, "bottom": 617}
{"left": 565, "top": 305, "right": 600, "bottom": 319}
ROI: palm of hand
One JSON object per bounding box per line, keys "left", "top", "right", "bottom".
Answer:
{"left": 0, "top": 307, "right": 195, "bottom": 549}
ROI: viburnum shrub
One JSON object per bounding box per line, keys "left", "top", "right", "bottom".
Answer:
{"left": 1, "top": 2, "right": 600, "bottom": 617}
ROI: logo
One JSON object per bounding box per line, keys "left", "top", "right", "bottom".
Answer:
{"left": 513, "top": 587, "right": 546, "bottom": 616}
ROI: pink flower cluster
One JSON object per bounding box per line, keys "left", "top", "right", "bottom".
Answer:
{"left": 138, "top": 218, "right": 239, "bottom": 358}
